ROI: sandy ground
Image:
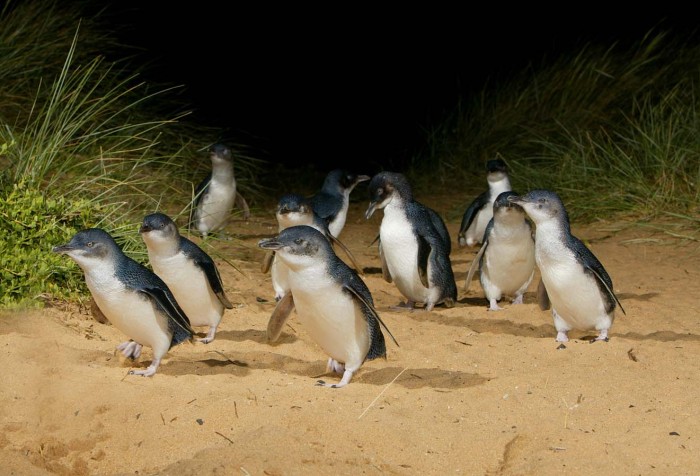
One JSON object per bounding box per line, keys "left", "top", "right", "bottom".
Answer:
{"left": 2, "top": 192, "right": 700, "bottom": 476}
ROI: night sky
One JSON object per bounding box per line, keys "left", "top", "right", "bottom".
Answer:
{"left": 97, "top": 3, "right": 697, "bottom": 170}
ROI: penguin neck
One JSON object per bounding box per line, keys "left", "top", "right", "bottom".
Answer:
{"left": 144, "top": 236, "right": 181, "bottom": 259}
{"left": 488, "top": 175, "right": 511, "bottom": 196}
{"left": 211, "top": 162, "right": 235, "bottom": 184}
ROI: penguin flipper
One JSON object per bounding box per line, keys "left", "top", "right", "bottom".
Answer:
{"left": 458, "top": 191, "right": 489, "bottom": 246}
{"left": 328, "top": 234, "right": 363, "bottom": 275}
{"left": 584, "top": 262, "right": 626, "bottom": 315}
{"left": 537, "top": 278, "right": 550, "bottom": 311}
{"left": 139, "top": 287, "right": 194, "bottom": 346}
{"left": 570, "top": 237, "right": 626, "bottom": 315}
{"left": 235, "top": 191, "right": 251, "bottom": 220}
{"left": 465, "top": 238, "right": 488, "bottom": 292}
{"left": 378, "top": 239, "right": 392, "bottom": 283}
{"left": 187, "top": 243, "right": 234, "bottom": 309}
{"left": 267, "top": 292, "right": 295, "bottom": 342}
{"left": 310, "top": 192, "right": 341, "bottom": 225}
{"left": 417, "top": 235, "right": 431, "bottom": 289}
{"left": 343, "top": 282, "right": 399, "bottom": 348}
{"left": 261, "top": 250, "right": 275, "bottom": 274}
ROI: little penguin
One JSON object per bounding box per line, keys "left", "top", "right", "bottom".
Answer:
{"left": 465, "top": 191, "right": 535, "bottom": 311}
{"left": 263, "top": 193, "right": 362, "bottom": 301}
{"left": 509, "top": 189, "right": 626, "bottom": 343}
{"left": 365, "top": 171, "right": 457, "bottom": 311}
{"left": 190, "top": 143, "right": 250, "bottom": 238}
{"left": 258, "top": 225, "right": 398, "bottom": 388}
{"left": 53, "top": 228, "right": 194, "bottom": 376}
{"left": 458, "top": 158, "right": 512, "bottom": 247}
{"left": 310, "top": 169, "right": 370, "bottom": 238}
{"left": 140, "top": 212, "right": 234, "bottom": 343}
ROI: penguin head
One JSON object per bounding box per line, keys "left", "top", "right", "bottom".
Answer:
{"left": 140, "top": 213, "right": 179, "bottom": 247}
{"left": 508, "top": 189, "right": 569, "bottom": 226}
{"left": 486, "top": 159, "right": 508, "bottom": 183}
{"left": 365, "top": 171, "right": 412, "bottom": 219}
{"left": 53, "top": 228, "right": 120, "bottom": 270}
{"left": 322, "top": 169, "right": 371, "bottom": 193}
{"left": 276, "top": 194, "right": 314, "bottom": 229}
{"left": 258, "top": 225, "right": 331, "bottom": 270}
{"left": 208, "top": 143, "right": 233, "bottom": 165}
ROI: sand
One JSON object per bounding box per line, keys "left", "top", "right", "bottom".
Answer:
{"left": 1, "top": 194, "right": 699, "bottom": 475}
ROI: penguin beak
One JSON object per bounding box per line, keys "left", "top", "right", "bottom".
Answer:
{"left": 356, "top": 175, "right": 371, "bottom": 184}
{"left": 138, "top": 223, "right": 151, "bottom": 234}
{"left": 258, "top": 238, "right": 284, "bottom": 251}
{"left": 365, "top": 201, "right": 377, "bottom": 219}
{"left": 52, "top": 244, "right": 73, "bottom": 254}
{"left": 507, "top": 195, "right": 526, "bottom": 205}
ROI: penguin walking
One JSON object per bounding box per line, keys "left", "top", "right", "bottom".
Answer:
{"left": 465, "top": 191, "right": 535, "bottom": 310}
{"left": 262, "top": 193, "right": 362, "bottom": 301}
{"left": 140, "top": 212, "right": 234, "bottom": 343}
{"left": 190, "top": 143, "right": 250, "bottom": 238}
{"left": 365, "top": 171, "right": 457, "bottom": 311}
{"left": 53, "top": 228, "right": 194, "bottom": 376}
{"left": 509, "top": 190, "right": 625, "bottom": 343}
{"left": 458, "top": 159, "right": 512, "bottom": 247}
{"left": 310, "top": 169, "right": 370, "bottom": 238}
{"left": 258, "top": 225, "right": 398, "bottom": 388}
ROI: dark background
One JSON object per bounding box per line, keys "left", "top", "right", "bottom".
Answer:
{"left": 95, "top": 3, "right": 697, "bottom": 171}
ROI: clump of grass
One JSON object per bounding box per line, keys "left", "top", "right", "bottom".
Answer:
{"left": 0, "top": 1, "right": 267, "bottom": 307}
{"left": 411, "top": 29, "right": 700, "bottom": 236}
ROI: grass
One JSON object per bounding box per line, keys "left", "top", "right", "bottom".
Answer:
{"left": 410, "top": 29, "right": 700, "bottom": 240}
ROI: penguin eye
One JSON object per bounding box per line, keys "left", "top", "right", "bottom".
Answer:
{"left": 294, "top": 238, "right": 304, "bottom": 245}
{"left": 86, "top": 241, "right": 94, "bottom": 248}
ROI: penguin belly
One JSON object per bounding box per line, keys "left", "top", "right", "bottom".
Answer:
{"left": 328, "top": 197, "right": 349, "bottom": 237}
{"left": 84, "top": 271, "right": 172, "bottom": 358}
{"left": 466, "top": 207, "right": 493, "bottom": 246}
{"left": 380, "top": 209, "right": 437, "bottom": 304}
{"left": 288, "top": 265, "right": 370, "bottom": 370}
{"left": 537, "top": 246, "right": 612, "bottom": 331}
{"left": 196, "top": 181, "right": 236, "bottom": 234}
{"left": 150, "top": 253, "right": 223, "bottom": 329}
{"left": 481, "top": 229, "right": 535, "bottom": 299}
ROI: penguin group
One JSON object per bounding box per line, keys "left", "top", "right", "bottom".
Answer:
{"left": 53, "top": 145, "right": 625, "bottom": 386}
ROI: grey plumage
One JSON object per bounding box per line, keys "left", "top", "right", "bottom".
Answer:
{"left": 258, "top": 225, "right": 397, "bottom": 388}
{"left": 458, "top": 159, "right": 512, "bottom": 247}
{"left": 509, "top": 189, "right": 625, "bottom": 343}
{"left": 465, "top": 191, "right": 535, "bottom": 310}
{"left": 310, "top": 169, "right": 370, "bottom": 238}
{"left": 365, "top": 171, "right": 457, "bottom": 311}
{"left": 140, "top": 212, "right": 233, "bottom": 344}
{"left": 190, "top": 143, "right": 250, "bottom": 237}
{"left": 53, "top": 228, "right": 194, "bottom": 376}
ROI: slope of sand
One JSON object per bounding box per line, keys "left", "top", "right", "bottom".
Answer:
{"left": 1, "top": 196, "right": 699, "bottom": 475}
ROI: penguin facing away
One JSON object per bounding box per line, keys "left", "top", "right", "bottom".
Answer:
{"left": 53, "top": 228, "right": 194, "bottom": 376}
{"left": 365, "top": 171, "right": 457, "bottom": 311}
{"left": 263, "top": 193, "right": 363, "bottom": 301}
{"left": 458, "top": 159, "right": 512, "bottom": 247}
{"left": 310, "top": 169, "right": 370, "bottom": 238}
{"left": 258, "top": 225, "right": 398, "bottom": 388}
{"left": 465, "top": 191, "right": 535, "bottom": 311}
{"left": 509, "top": 189, "right": 625, "bottom": 343}
{"left": 190, "top": 143, "right": 250, "bottom": 238}
{"left": 140, "top": 212, "right": 234, "bottom": 344}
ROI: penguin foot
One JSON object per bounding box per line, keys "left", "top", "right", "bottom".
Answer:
{"left": 556, "top": 343, "right": 567, "bottom": 350}
{"left": 512, "top": 294, "right": 524, "bottom": 305}
{"left": 555, "top": 331, "right": 569, "bottom": 342}
{"left": 128, "top": 359, "right": 160, "bottom": 377}
{"left": 326, "top": 358, "right": 345, "bottom": 374}
{"left": 196, "top": 327, "right": 218, "bottom": 344}
{"left": 390, "top": 301, "right": 416, "bottom": 312}
{"left": 117, "top": 340, "right": 143, "bottom": 360}
{"left": 590, "top": 332, "right": 610, "bottom": 343}
{"left": 316, "top": 369, "right": 354, "bottom": 388}
{"left": 488, "top": 299, "right": 504, "bottom": 311}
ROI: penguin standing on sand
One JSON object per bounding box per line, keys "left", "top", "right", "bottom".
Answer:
{"left": 262, "top": 193, "right": 362, "bottom": 301}
{"left": 509, "top": 189, "right": 625, "bottom": 343}
{"left": 190, "top": 143, "right": 250, "bottom": 238}
{"left": 365, "top": 171, "right": 457, "bottom": 311}
{"left": 310, "top": 169, "right": 370, "bottom": 238}
{"left": 458, "top": 159, "right": 512, "bottom": 247}
{"left": 465, "top": 191, "right": 535, "bottom": 310}
{"left": 140, "top": 212, "right": 234, "bottom": 343}
{"left": 53, "top": 228, "right": 194, "bottom": 376}
{"left": 258, "top": 225, "right": 398, "bottom": 388}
